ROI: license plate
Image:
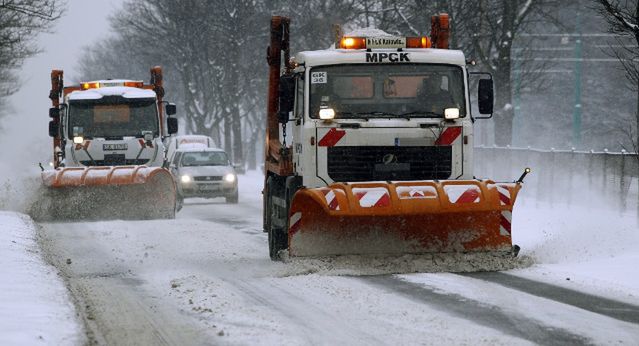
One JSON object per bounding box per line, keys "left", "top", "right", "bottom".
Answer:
{"left": 103, "top": 143, "right": 128, "bottom": 151}
{"left": 199, "top": 184, "right": 217, "bottom": 191}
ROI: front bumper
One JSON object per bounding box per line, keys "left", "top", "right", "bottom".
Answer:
{"left": 178, "top": 181, "right": 237, "bottom": 198}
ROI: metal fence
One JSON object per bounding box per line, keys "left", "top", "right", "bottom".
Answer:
{"left": 474, "top": 146, "right": 639, "bottom": 217}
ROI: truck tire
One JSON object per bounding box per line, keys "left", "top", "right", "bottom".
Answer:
{"left": 266, "top": 176, "right": 287, "bottom": 260}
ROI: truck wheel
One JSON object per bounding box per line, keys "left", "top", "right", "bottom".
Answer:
{"left": 226, "top": 190, "right": 239, "bottom": 204}
{"left": 268, "top": 224, "right": 287, "bottom": 260}
{"left": 266, "top": 176, "right": 287, "bottom": 260}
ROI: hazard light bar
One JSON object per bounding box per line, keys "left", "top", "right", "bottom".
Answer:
{"left": 81, "top": 81, "right": 145, "bottom": 90}
{"left": 339, "top": 36, "right": 431, "bottom": 49}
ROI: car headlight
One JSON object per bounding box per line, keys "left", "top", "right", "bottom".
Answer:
{"left": 223, "top": 173, "right": 236, "bottom": 183}
{"left": 180, "top": 175, "right": 192, "bottom": 183}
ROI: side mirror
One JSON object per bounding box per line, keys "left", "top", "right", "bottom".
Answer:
{"left": 165, "top": 103, "right": 177, "bottom": 116}
{"left": 478, "top": 79, "right": 494, "bottom": 115}
{"left": 49, "top": 107, "right": 60, "bottom": 118}
{"left": 167, "top": 117, "right": 178, "bottom": 134}
{"left": 278, "top": 75, "right": 295, "bottom": 123}
{"left": 48, "top": 121, "right": 59, "bottom": 137}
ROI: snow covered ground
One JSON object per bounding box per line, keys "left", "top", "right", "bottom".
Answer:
{"left": 29, "top": 171, "right": 639, "bottom": 344}
{"left": 2, "top": 170, "right": 638, "bottom": 344}
{"left": 0, "top": 211, "right": 83, "bottom": 345}
{"left": 512, "top": 194, "right": 639, "bottom": 305}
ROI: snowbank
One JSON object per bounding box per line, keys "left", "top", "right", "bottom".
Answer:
{"left": 0, "top": 211, "right": 83, "bottom": 345}
{"left": 512, "top": 196, "right": 639, "bottom": 304}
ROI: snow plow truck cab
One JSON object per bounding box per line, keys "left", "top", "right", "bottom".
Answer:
{"left": 38, "top": 67, "right": 180, "bottom": 220}
{"left": 263, "top": 15, "right": 529, "bottom": 260}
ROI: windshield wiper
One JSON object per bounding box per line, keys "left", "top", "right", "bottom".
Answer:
{"left": 395, "top": 111, "right": 443, "bottom": 119}
{"left": 337, "top": 111, "right": 395, "bottom": 120}
{"left": 338, "top": 111, "right": 444, "bottom": 120}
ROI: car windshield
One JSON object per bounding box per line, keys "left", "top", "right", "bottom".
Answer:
{"left": 181, "top": 151, "right": 229, "bottom": 167}
{"left": 309, "top": 64, "right": 466, "bottom": 119}
{"left": 68, "top": 96, "right": 158, "bottom": 138}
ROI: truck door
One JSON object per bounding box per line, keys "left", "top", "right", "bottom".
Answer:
{"left": 292, "top": 75, "right": 304, "bottom": 174}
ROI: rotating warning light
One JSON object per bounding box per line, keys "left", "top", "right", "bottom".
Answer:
{"left": 340, "top": 37, "right": 366, "bottom": 49}
{"left": 81, "top": 82, "right": 100, "bottom": 90}
{"left": 339, "top": 36, "right": 432, "bottom": 49}
{"left": 81, "top": 80, "right": 144, "bottom": 90}
{"left": 406, "top": 36, "right": 431, "bottom": 48}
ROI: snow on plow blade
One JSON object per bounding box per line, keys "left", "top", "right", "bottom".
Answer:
{"left": 34, "top": 166, "right": 176, "bottom": 221}
{"left": 288, "top": 180, "right": 521, "bottom": 257}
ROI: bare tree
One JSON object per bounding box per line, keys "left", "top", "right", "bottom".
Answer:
{"left": 0, "top": 0, "right": 64, "bottom": 110}
{"left": 460, "top": 0, "right": 558, "bottom": 146}
{"left": 594, "top": 0, "right": 639, "bottom": 156}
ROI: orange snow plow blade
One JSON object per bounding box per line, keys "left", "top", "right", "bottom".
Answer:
{"left": 33, "top": 166, "right": 176, "bottom": 221}
{"left": 288, "top": 180, "right": 521, "bottom": 257}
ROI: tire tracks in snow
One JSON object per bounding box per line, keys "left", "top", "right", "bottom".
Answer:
{"left": 197, "top": 268, "right": 385, "bottom": 345}
{"left": 361, "top": 275, "right": 594, "bottom": 346}
{"left": 70, "top": 275, "right": 210, "bottom": 346}
{"left": 38, "top": 222, "right": 211, "bottom": 346}
{"left": 459, "top": 272, "right": 639, "bottom": 324}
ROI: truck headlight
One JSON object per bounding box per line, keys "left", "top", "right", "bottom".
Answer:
{"left": 180, "top": 175, "right": 192, "bottom": 183}
{"left": 444, "top": 108, "right": 460, "bottom": 120}
{"left": 319, "top": 108, "right": 335, "bottom": 120}
{"left": 224, "top": 173, "right": 236, "bottom": 183}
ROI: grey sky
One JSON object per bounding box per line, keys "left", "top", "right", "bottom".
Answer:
{"left": 1, "top": 0, "right": 124, "bottom": 174}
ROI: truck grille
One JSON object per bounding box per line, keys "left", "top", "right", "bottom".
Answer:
{"left": 80, "top": 155, "right": 150, "bottom": 166}
{"left": 327, "top": 146, "right": 453, "bottom": 182}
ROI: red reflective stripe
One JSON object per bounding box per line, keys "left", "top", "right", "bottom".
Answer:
{"left": 318, "top": 128, "right": 346, "bottom": 147}
{"left": 435, "top": 126, "right": 462, "bottom": 145}
{"left": 323, "top": 189, "right": 339, "bottom": 210}
{"left": 289, "top": 213, "right": 302, "bottom": 236}
{"left": 456, "top": 188, "right": 479, "bottom": 203}
{"left": 500, "top": 217, "right": 511, "bottom": 234}
{"left": 138, "top": 139, "right": 154, "bottom": 148}
{"left": 289, "top": 220, "right": 302, "bottom": 236}
{"left": 374, "top": 193, "right": 391, "bottom": 207}
{"left": 498, "top": 193, "right": 511, "bottom": 205}
{"left": 355, "top": 191, "right": 366, "bottom": 200}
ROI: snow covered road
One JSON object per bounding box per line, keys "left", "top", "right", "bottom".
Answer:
{"left": 36, "top": 171, "right": 639, "bottom": 345}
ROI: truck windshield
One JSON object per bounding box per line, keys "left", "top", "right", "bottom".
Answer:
{"left": 68, "top": 97, "right": 158, "bottom": 139}
{"left": 180, "top": 151, "right": 229, "bottom": 167}
{"left": 309, "top": 64, "right": 466, "bottom": 119}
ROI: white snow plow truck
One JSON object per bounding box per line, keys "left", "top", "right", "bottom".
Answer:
{"left": 37, "top": 66, "right": 179, "bottom": 220}
{"left": 263, "top": 15, "right": 530, "bottom": 260}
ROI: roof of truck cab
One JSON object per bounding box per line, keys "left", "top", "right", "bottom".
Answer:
{"left": 67, "top": 84, "right": 156, "bottom": 101}
{"left": 295, "top": 48, "right": 466, "bottom": 67}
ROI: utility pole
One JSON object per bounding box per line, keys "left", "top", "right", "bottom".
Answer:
{"left": 572, "top": 7, "right": 583, "bottom": 148}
